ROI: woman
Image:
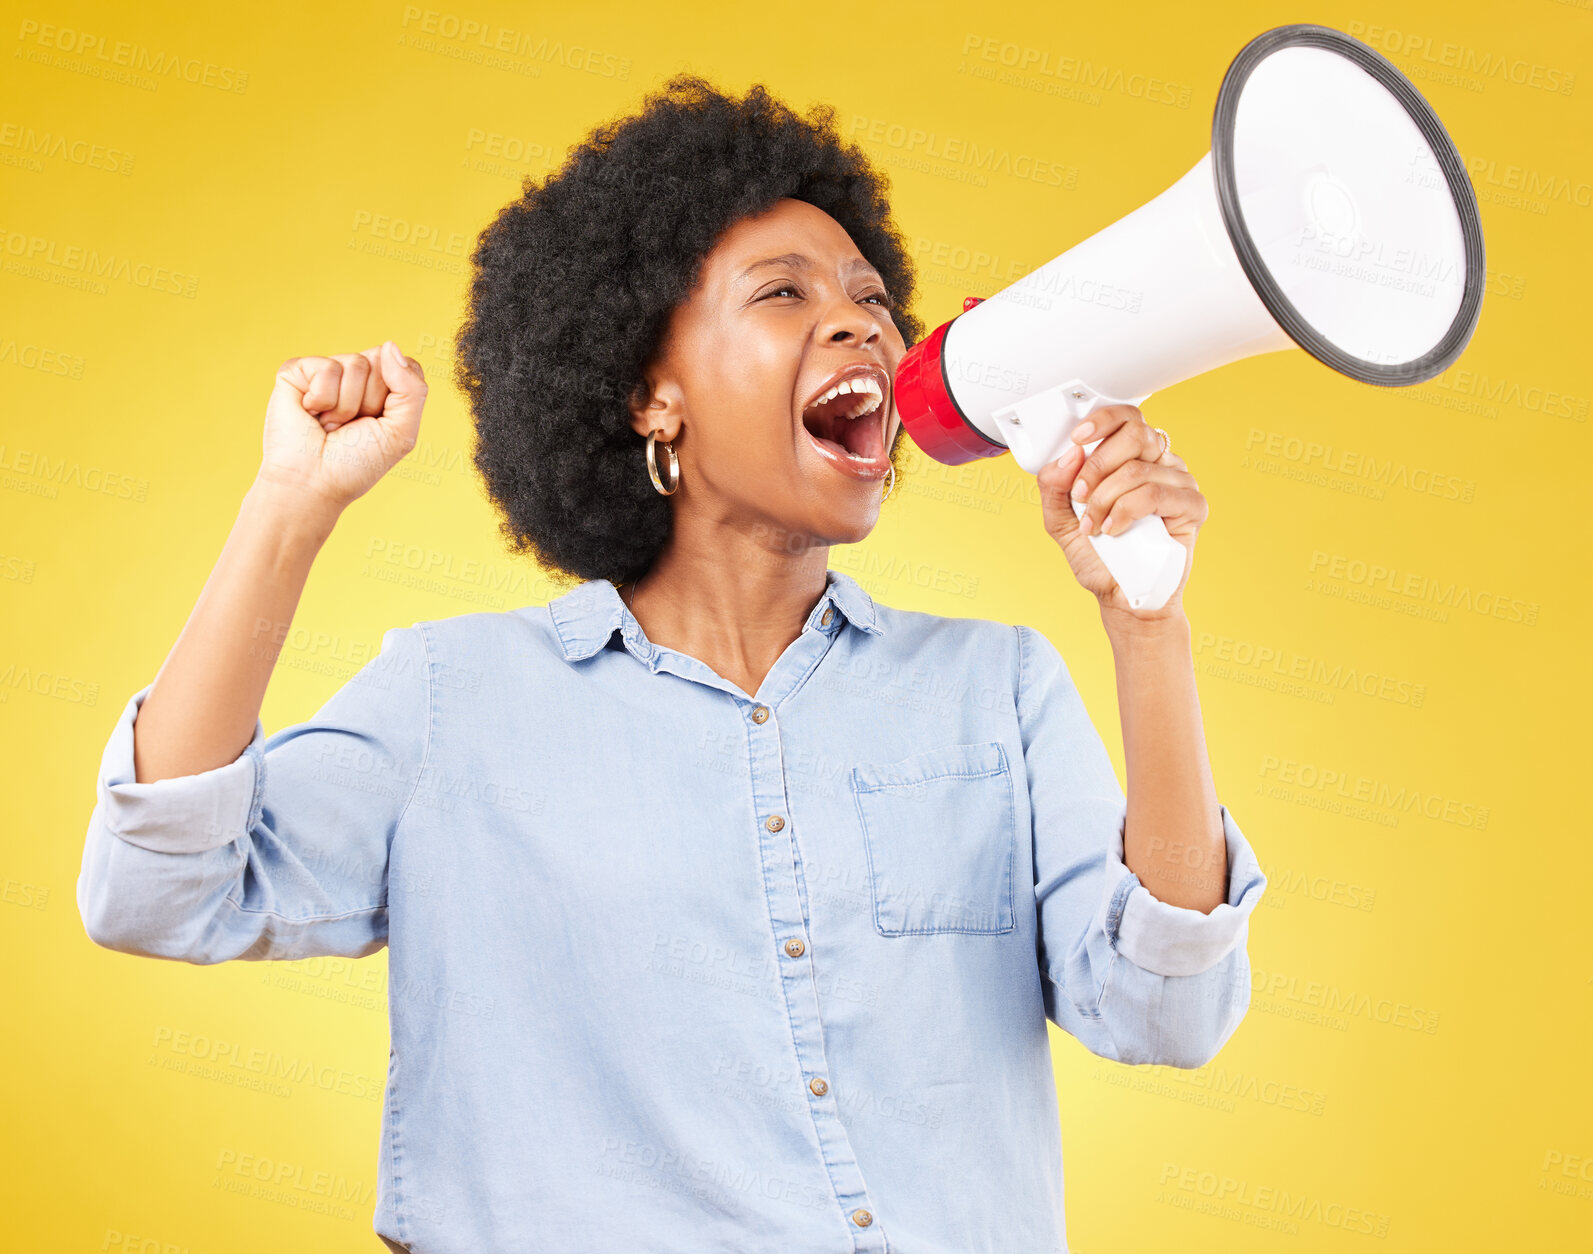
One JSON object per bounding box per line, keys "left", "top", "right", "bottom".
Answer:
{"left": 78, "top": 75, "right": 1266, "bottom": 1253}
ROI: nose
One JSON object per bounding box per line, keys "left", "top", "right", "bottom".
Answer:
{"left": 817, "top": 283, "right": 881, "bottom": 347}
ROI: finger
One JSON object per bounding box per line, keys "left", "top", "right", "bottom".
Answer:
{"left": 356, "top": 345, "right": 392, "bottom": 418}
{"left": 1073, "top": 402, "right": 1140, "bottom": 442}
{"left": 1145, "top": 424, "right": 1186, "bottom": 468}
{"left": 1078, "top": 461, "right": 1196, "bottom": 535}
{"left": 1069, "top": 413, "right": 1153, "bottom": 511}
{"left": 1067, "top": 402, "right": 1138, "bottom": 455}
{"left": 325, "top": 353, "right": 370, "bottom": 424}
{"left": 1098, "top": 479, "right": 1208, "bottom": 538}
{"left": 294, "top": 357, "right": 341, "bottom": 416}
{"left": 1037, "top": 440, "right": 1087, "bottom": 516}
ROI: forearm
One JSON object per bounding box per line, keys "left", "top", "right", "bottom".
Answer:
{"left": 133, "top": 479, "right": 342, "bottom": 784}
{"left": 1100, "top": 605, "right": 1227, "bottom": 913}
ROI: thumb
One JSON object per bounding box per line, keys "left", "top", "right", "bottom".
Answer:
{"left": 376, "top": 339, "right": 427, "bottom": 442}
{"left": 379, "top": 338, "right": 418, "bottom": 387}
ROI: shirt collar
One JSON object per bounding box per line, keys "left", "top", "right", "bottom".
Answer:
{"left": 547, "top": 568, "right": 882, "bottom": 663}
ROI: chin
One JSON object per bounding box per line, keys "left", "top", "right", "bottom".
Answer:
{"left": 804, "top": 498, "right": 883, "bottom": 549}
{"left": 786, "top": 432, "right": 896, "bottom": 547}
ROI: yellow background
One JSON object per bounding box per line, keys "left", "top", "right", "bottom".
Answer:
{"left": 4, "top": 0, "right": 1589, "bottom": 1248}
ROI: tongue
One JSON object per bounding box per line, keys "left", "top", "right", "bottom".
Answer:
{"left": 811, "top": 430, "right": 851, "bottom": 458}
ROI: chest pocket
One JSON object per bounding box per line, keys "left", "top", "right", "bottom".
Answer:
{"left": 850, "top": 741, "right": 1017, "bottom": 937}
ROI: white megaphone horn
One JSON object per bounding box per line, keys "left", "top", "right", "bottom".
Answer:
{"left": 894, "top": 23, "right": 1486, "bottom": 611}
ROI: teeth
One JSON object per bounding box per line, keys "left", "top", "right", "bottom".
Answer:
{"left": 803, "top": 373, "right": 886, "bottom": 467}
{"left": 808, "top": 375, "right": 883, "bottom": 411}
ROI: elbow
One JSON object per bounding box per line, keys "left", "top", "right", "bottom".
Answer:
{"left": 77, "top": 806, "right": 237, "bottom": 963}
{"left": 1150, "top": 1031, "right": 1228, "bottom": 1072}
{"left": 1108, "top": 1022, "right": 1228, "bottom": 1071}
{"left": 77, "top": 837, "right": 154, "bottom": 958}
{"left": 1155, "top": 950, "right": 1255, "bottom": 1069}
{"left": 1100, "top": 944, "right": 1255, "bottom": 1070}
{"left": 79, "top": 901, "right": 159, "bottom": 959}
{"left": 77, "top": 892, "right": 180, "bottom": 961}
{"left": 80, "top": 914, "right": 224, "bottom": 965}
{"left": 77, "top": 858, "right": 140, "bottom": 955}
{"left": 76, "top": 873, "right": 221, "bottom": 964}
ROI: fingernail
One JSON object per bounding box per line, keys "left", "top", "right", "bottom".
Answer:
{"left": 1079, "top": 512, "right": 1092, "bottom": 535}
{"left": 1070, "top": 480, "right": 1086, "bottom": 501}
{"left": 1073, "top": 422, "right": 1093, "bottom": 442}
{"left": 1100, "top": 515, "right": 1112, "bottom": 534}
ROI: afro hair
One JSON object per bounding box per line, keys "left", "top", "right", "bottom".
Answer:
{"left": 451, "top": 73, "right": 925, "bottom": 588}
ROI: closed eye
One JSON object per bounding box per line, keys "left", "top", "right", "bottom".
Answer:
{"left": 759, "top": 283, "right": 894, "bottom": 309}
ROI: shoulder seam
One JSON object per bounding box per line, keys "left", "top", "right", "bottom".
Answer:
{"left": 392, "top": 622, "right": 433, "bottom": 833}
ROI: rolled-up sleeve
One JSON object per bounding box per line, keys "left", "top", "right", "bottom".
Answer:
{"left": 1017, "top": 623, "right": 1267, "bottom": 1070}
{"left": 76, "top": 624, "right": 432, "bottom": 965}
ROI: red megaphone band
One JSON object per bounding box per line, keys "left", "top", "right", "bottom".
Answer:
{"left": 892, "top": 296, "right": 1009, "bottom": 466}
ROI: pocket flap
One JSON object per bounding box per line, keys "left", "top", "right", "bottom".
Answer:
{"left": 851, "top": 741, "right": 1007, "bottom": 792}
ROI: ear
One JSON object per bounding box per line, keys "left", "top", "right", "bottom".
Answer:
{"left": 627, "top": 371, "right": 684, "bottom": 443}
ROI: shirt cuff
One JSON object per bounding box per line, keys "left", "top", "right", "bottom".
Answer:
{"left": 1094, "top": 803, "right": 1267, "bottom": 977}
{"left": 97, "top": 683, "right": 266, "bottom": 854}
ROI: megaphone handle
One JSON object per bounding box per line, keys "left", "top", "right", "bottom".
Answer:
{"left": 1071, "top": 436, "right": 1188, "bottom": 612}
{"left": 991, "top": 378, "right": 1189, "bottom": 613}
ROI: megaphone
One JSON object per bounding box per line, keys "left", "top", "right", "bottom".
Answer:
{"left": 895, "top": 23, "right": 1485, "bottom": 611}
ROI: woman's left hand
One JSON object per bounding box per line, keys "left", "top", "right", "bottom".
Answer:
{"left": 1036, "top": 404, "right": 1206, "bottom": 622}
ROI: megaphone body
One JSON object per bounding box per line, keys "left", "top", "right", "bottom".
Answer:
{"left": 895, "top": 24, "right": 1485, "bottom": 612}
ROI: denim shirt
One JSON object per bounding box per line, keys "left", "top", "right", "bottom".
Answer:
{"left": 77, "top": 568, "right": 1266, "bottom": 1253}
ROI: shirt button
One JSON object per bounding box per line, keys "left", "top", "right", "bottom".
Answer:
{"left": 765, "top": 814, "right": 785, "bottom": 832}
{"left": 809, "top": 1076, "right": 828, "bottom": 1096}
{"left": 851, "top": 1208, "right": 873, "bottom": 1227}
{"left": 783, "top": 937, "right": 805, "bottom": 958}
{"left": 750, "top": 705, "right": 770, "bottom": 723}
{"left": 821, "top": 608, "right": 834, "bottom": 627}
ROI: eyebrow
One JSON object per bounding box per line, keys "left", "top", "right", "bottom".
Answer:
{"left": 739, "top": 253, "right": 882, "bottom": 282}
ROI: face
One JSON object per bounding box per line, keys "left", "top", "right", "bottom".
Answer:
{"left": 628, "top": 196, "right": 907, "bottom": 553}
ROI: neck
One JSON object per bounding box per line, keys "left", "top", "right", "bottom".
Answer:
{"left": 622, "top": 522, "right": 832, "bottom": 696}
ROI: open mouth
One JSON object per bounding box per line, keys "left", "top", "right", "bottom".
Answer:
{"left": 800, "top": 375, "right": 889, "bottom": 474}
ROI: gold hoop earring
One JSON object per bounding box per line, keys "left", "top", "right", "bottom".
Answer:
{"left": 880, "top": 462, "right": 896, "bottom": 503}
{"left": 646, "top": 430, "right": 679, "bottom": 495}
